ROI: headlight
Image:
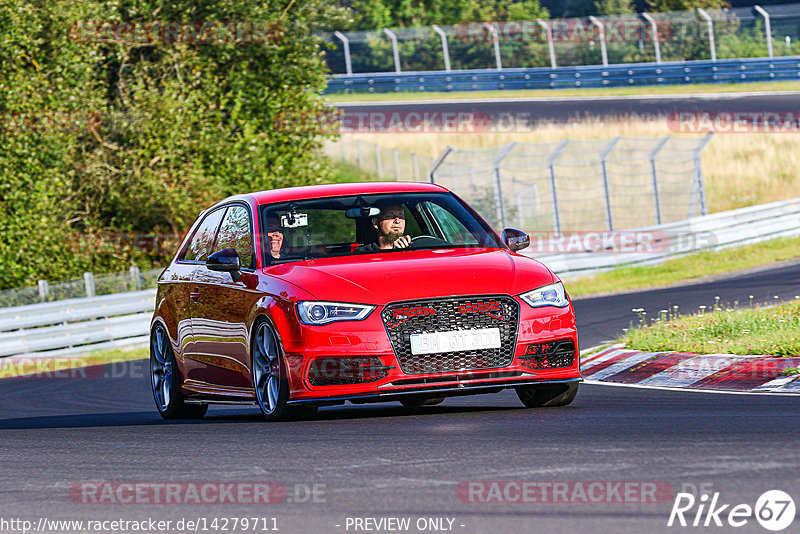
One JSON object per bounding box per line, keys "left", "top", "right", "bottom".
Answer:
{"left": 520, "top": 282, "right": 569, "bottom": 308}
{"left": 297, "top": 301, "right": 375, "bottom": 325}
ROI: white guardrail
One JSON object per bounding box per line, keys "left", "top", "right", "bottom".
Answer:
{"left": 525, "top": 197, "right": 800, "bottom": 277}
{"left": 0, "top": 197, "right": 799, "bottom": 360}
{"left": 0, "top": 290, "right": 155, "bottom": 360}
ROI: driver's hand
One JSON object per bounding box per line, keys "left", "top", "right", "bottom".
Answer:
{"left": 393, "top": 235, "right": 412, "bottom": 249}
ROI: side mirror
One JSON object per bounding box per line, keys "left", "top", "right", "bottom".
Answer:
{"left": 206, "top": 248, "right": 241, "bottom": 282}
{"left": 502, "top": 228, "right": 530, "bottom": 252}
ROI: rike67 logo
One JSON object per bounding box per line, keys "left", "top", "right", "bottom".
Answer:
{"left": 668, "top": 490, "right": 796, "bottom": 531}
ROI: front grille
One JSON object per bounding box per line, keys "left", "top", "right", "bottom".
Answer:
{"left": 382, "top": 296, "right": 519, "bottom": 375}
{"left": 519, "top": 338, "right": 575, "bottom": 369}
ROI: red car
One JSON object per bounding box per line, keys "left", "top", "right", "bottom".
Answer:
{"left": 150, "top": 182, "right": 581, "bottom": 421}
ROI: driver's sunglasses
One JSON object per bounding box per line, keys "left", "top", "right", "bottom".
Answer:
{"left": 379, "top": 213, "right": 405, "bottom": 221}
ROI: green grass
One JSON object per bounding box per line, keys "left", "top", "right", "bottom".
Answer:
{"left": 623, "top": 300, "right": 800, "bottom": 357}
{"left": 325, "top": 80, "right": 800, "bottom": 103}
{"left": 566, "top": 235, "right": 800, "bottom": 297}
{"left": 328, "top": 159, "right": 379, "bottom": 183}
{"left": 0, "top": 345, "right": 147, "bottom": 379}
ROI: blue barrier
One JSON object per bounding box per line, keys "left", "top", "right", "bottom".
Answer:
{"left": 323, "top": 56, "right": 800, "bottom": 94}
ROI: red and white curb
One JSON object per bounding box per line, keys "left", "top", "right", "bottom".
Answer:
{"left": 581, "top": 344, "right": 800, "bottom": 393}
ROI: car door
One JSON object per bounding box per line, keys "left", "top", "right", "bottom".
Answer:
{"left": 189, "top": 203, "right": 261, "bottom": 391}
{"left": 175, "top": 206, "right": 227, "bottom": 377}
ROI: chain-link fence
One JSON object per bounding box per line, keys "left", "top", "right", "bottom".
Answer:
{"left": 325, "top": 134, "right": 713, "bottom": 233}
{"left": 0, "top": 267, "right": 163, "bottom": 308}
{"left": 429, "top": 135, "right": 713, "bottom": 232}
{"left": 323, "top": 4, "right": 800, "bottom": 74}
{"left": 324, "top": 137, "right": 436, "bottom": 181}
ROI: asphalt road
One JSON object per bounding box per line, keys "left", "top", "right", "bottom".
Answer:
{"left": 334, "top": 90, "right": 800, "bottom": 125}
{"left": 1, "top": 262, "right": 800, "bottom": 534}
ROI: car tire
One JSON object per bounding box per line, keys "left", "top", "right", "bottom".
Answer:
{"left": 251, "top": 319, "right": 296, "bottom": 422}
{"left": 515, "top": 382, "right": 579, "bottom": 408}
{"left": 150, "top": 323, "right": 208, "bottom": 420}
{"left": 399, "top": 396, "right": 445, "bottom": 407}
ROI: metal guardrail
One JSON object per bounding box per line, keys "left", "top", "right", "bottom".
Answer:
{"left": 527, "top": 197, "right": 800, "bottom": 276}
{"left": 0, "top": 290, "right": 155, "bottom": 359}
{"left": 0, "top": 290, "right": 156, "bottom": 332}
{"left": 1, "top": 198, "right": 799, "bottom": 358}
{"left": 0, "top": 266, "right": 162, "bottom": 308}
{"left": 324, "top": 56, "right": 800, "bottom": 94}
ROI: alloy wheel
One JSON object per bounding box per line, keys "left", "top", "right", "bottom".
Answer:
{"left": 150, "top": 324, "right": 173, "bottom": 412}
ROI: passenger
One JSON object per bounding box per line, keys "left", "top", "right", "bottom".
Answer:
{"left": 358, "top": 204, "right": 412, "bottom": 251}
{"left": 265, "top": 217, "right": 285, "bottom": 259}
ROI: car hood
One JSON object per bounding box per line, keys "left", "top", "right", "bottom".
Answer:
{"left": 263, "top": 248, "right": 555, "bottom": 304}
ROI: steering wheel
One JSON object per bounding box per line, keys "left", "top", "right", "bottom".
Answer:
{"left": 411, "top": 234, "right": 439, "bottom": 242}
{"left": 407, "top": 235, "right": 450, "bottom": 250}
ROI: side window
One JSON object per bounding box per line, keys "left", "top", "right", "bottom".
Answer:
{"left": 426, "top": 202, "right": 479, "bottom": 244}
{"left": 182, "top": 208, "right": 226, "bottom": 263}
{"left": 403, "top": 205, "right": 423, "bottom": 236}
{"left": 215, "top": 205, "right": 255, "bottom": 269}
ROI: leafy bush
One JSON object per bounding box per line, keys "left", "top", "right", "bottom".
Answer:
{"left": 0, "top": 0, "right": 344, "bottom": 289}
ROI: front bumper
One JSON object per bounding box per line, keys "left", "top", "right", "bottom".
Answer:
{"left": 287, "top": 376, "right": 582, "bottom": 406}
{"left": 282, "top": 296, "right": 580, "bottom": 403}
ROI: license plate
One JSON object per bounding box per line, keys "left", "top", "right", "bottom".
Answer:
{"left": 409, "top": 328, "right": 501, "bottom": 355}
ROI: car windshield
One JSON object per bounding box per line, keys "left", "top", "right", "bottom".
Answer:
{"left": 260, "top": 192, "right": 503, "bottom": 264}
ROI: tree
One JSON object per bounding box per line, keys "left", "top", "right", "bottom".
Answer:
{"left": 345, "top": 0, "right": 549, "bottom": 30}
{"left": 646, "top": 0, "right": 730, "bottom": 11}
{"left": 594, "top": 0, "right": 637, "bottom": 15}
{"left": 0, "top": 0, "right": 345, "bottom": 289}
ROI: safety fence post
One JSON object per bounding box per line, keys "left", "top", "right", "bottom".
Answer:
{"left": 84, "top": 272, "right": 96, "bottom": 298}
{"left": 483, "top": 22, "right": 503, "bottom": 70}
{"left": 383, "top": 28, "right": 402, "bottom": 73}
{"left": 641, "top": 13, "right": 661, "bottom": 63}
{"left": 697, "top": 9, "right": 717, "bottom": 61}
{"left": 589, "top": 16, "right": 609, "bottom": 66}
{"left": 428, "top": 146, "right": 453, "bottom": 183}
{"left": 599, "top": 136, "right": 621, "bottom": 230}
{"left": 333, "top": 31, "right": 353, "bottom": 75}
{"left": 649, "top": 136, "right": 670, "bottom": 225}
{"left": 38, "top": 280, "right": 49, "bottom": 302}
{"left": 536, "top": 19, "right": 557, "bottom": 68}
{"left": 546, "top": 140, "right": 570, "bottom": 234}
{"left": 690, "top": 132, "right": 714, "bottom": 217}
{"left": 492, "top": 143, "right": 517, "bottom": 229}
{"left": 393, "top": 149, "right": 401, "bottom": 179}
{"left": 754, "top": 6, "right": 774, "bottom": 58}
{"left": 431, "top": 25, "right": 451, "bottom": 71}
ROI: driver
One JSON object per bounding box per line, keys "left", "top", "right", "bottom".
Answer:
{"left": 358, "top": 204, "right": 412, "bottom": 251}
